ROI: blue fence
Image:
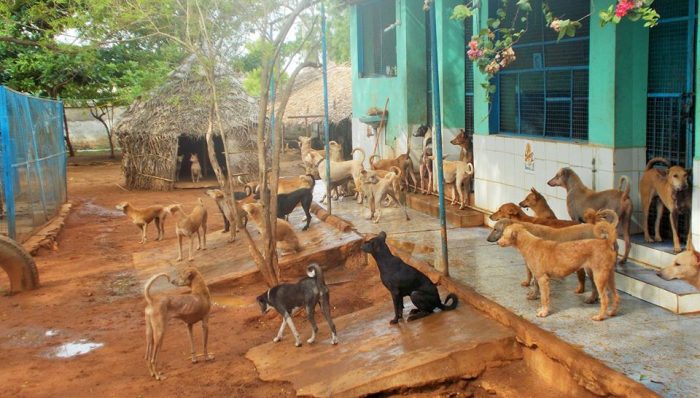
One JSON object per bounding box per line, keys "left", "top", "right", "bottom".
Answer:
{"left": 0, "top": 86, "right": 67, "bottom": 242}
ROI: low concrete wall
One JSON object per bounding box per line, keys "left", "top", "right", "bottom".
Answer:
{"left": 65, "top": 107, "right": 126, "bottom": 150}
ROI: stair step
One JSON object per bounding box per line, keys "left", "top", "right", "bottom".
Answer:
{"left": 406, "top": 193, "right": 483, "bottom": 228}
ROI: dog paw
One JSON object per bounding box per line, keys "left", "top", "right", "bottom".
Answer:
{"left": 389, "top": 318, "right": 399, "bottom": 325}
{"left": 176, "top": 257, "right": 183, "bottom": 262}
{"left": 584, "top": 295, "right": 598, "bottom": 304}
{"left": 526, "top": 290, "right": 539, "bottom": 300}
{"left": 574, "top": 286, "right": 585, "bottom": 294}
{"left": 520, "top": 280, "right": 530, "bottom": 287}
{"left": 205, "top": 354, "right": 215, "bottom": 361}
{"left": 294, "top": 341, "right": 302, "bottom": 347}
{"left": 673, "top": 247, "right": 682, "bottom": 254}
{"left": 591, "top": 314, "right": 607, "bottom": 321}
{"left": 273, "top": 337, "right": 282, "bottom": 343}
{"left": 536, "top": 308, "right": 549, "bottom": 317}
{"left": 331, "top": 336, "right": 339, "bottom": 345}
{"left": 654, "top": 236, "right": 663, "bottom": 242}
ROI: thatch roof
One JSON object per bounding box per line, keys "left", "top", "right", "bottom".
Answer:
{"left": 281, "top": 63, "right": 351, "bottom": 125}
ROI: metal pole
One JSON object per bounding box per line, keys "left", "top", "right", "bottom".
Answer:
{"left": 0, "top": 87, "right": 16, "bottom": 239}
{"left": 430, "top": 1, "right": 449, "bottom": 276}
{"left": 321, "top": 2, "right": 332, "bottom": 215}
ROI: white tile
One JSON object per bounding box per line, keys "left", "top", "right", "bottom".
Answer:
{"left": 544, "top": 141, "right": 557, "bottom": 161}
{"left": 556, "top": 142, "right": 571, "bottom": 164}
{"left": 568, "top": 144, "right": 582, "bottom": 167}
{"left": 597, "top": 170, "right": 614, "bottom": 191}
{"left": 475, "top": 179, "right": 488, "bottom": 209}
{"left": 544, "top": 160, "right": 558, "bottom": 197}
{"left": 573, "top": 166, "right": 593, "bottom": 188}
{"left": 596, "top": 147, "right": 614, "bottom": 172}
{"left": 580, "top": 145, "right": 594, "bottom": 169}
{"left": 613, "top": 148, "right": 634, "bottom": 172}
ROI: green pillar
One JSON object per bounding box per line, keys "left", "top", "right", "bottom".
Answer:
{"left": 471, "top": 1, "right": 490, "bottom": 135}
{"left": 436, "top": 0, "right": 465, "bottom": 129}
{"left": 589, "top": 0, "right": 648, "bottom": 148}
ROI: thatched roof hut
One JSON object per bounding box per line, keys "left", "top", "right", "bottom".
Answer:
{"left": 114, "top": 60, "right": 260, "bottom": 190}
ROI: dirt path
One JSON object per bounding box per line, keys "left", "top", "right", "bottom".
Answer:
{"left": 0, "top": 154, "right": 383, "bottom": 398}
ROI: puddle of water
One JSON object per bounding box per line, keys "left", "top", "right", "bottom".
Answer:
{"left": 212, "top": 295, "right": 250, "bottom": 308}
{"left": 50, "top": 340, "right": 103, "bottom": 359}
{"left": 80, "top": 200, "right": 123, "bottom": 218}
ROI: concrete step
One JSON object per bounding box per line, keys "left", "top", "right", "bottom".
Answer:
{"left": 615, "top": 261, "right": 700, "bottom": 314}
{"left": 476, "top": 361, "right": 596, "bottom": 398}
{"left": 246, "top": 298, "right": 521, "bottom": 398}
{"left": 406, "top": 193, "right": 483, "bottom": 228}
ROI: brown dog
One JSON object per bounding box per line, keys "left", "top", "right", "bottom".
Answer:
{"left": 497, "top": 222, "right": 620, "bottom": 321}
{"left": 167, "top": 199, "right": 208, "bottom": 262}
{"left": 547, "top": 167, "right": 632, "bottom": 264}
{"left": 519, "top": 187, "right": 557, "bottom": 219}
{"left": 441, "top": 160, "right": 474, "bottom": 209}
{"left": 358, "top": 168, "right": 409, "bottom": 223}
{"left": 144, "top": 267, "right": 213, "bottom": 380}
{"left": 116, "top": 202, "right": 168, "bottom": 243}
{"left": 490, "top": 203, "right": 579, "bottom": 228}
{"left": 449, "top": 128, "right": 473, "bottom": 166}
{"left": 242, "top": 202, "right": 302, "bottom": 255}
{"left": 640, "top": 157, "right": 691, "bottom": 253}
{"left": 369, "top": 152, "right": 418, "bottom": 193}
{"left": 658, "top": 233, "right": 700, "bottom": 290}
{"left": 190, "top": 153, "right": 202, "bottom": 183}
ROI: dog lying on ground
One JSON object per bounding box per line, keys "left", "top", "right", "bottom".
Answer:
{"left": 256, "top": 263, "right": 339, "bottom": 347}
{"left": 361, "top": 231, "right": 458, "bottom": 324}
{"left": 490, "top": 203, "right": 580, "bottom": 227}
{"left": 658, "top": 232, "right": 700, "bottom": 290}
{"left": 497, "top": 221, "right": 620, "bottom": 321}
{"left": 205, "top": 188, "right": 252, "bottom": 242}
{"left": 548, "top": 167, "right": 632, "bottom": 264}
{"left": 190, "top": 153, "right": 202, "bottom": 183}
{"left": 116, "top": 202, "right": 168, "bottom": 243}
{"left": 358, "top": 168, "right": 410, "bottom": 223}
{"left": 255, "top": 175, "right": 316, "bottom": 231}
{"left": 519, "top": 187, "right": 557, "bottom": 219}
{"left": 166, "top": 199, "right": 208, "bottom": 262}
{"left": 369, "top": 153, "right": 418, "bottom": 193}
{"left": 144, "top": 267, "right": 213, "bottom": 380}
{"left": 306, "top": 148, "right": 366, "bottom": 203}
{"left": 487, "top": 209, "right": 618, "bottom": 302}
{"left": 242, "top": 202, "right": 302, "bottom": 255}
{"left": 640, "top": 157, "right": 691, "bottom": 253}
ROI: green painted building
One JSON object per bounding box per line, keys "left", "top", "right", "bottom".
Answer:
{"left": 349, "top": 0, "right": 700, "bottom": 248}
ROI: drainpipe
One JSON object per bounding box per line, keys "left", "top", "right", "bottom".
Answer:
{"left": 429, "top": 1, "right": 449, "bottom": 276}
{"left": 321, "top": 2, "right": 332, "bottom": 215}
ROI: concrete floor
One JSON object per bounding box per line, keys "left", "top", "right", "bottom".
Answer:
{"left": 315, "top": 187, "right": 700, "bottom": 398}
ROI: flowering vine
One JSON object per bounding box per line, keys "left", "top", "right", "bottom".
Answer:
{"left": 451, "top": 0, "right": 659, "bottom": 100}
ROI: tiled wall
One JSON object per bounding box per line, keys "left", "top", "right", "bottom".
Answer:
{"left": 474, "top": 134, "right": 645, "bottom": 232}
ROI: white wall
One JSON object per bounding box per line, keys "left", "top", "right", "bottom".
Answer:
{"left": 65, "top": 107, "right": 126, "bottom": 150}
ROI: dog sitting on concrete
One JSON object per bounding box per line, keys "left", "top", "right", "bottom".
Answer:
{"left": 361, "top": 231, "right": 458, "bottom": 324}
{"left": 116, "top": 202, "right": 168, "bottom": 243}
{"left": 166, "top": 199, "right": 208, "bottom": 262}
{"left": 658, "top": 232, "right": 700, "bottom": 290}
{"left": 256, "top": 263, "right": 339, "bottom": 347}
{"left": 190, "top": 153, "right": 202, "bottom": 183}
{"left": 640, "top": 157, "right": 691, "bottom": 253}
{"left": 254, "top": 175, "right": 316, "bottom": 231}
{"left": 144, "top": 267, "right": 213, "bottom": 380}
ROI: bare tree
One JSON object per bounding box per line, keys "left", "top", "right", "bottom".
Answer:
{"left": 88, "top": 102, "right": 116, "bottom": 158}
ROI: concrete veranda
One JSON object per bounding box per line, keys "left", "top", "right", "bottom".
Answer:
{"left": 314, "top": 186, "right": 700, "bottom": 398}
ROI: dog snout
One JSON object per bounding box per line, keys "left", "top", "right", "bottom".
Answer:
{"left": 517, "top": 200, "right": 527, "bottom": 208}
{"left": 486, "top": 230, "right": 500, "bottom": 242}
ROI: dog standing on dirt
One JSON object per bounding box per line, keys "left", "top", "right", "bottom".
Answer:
{"left": 640, "top": 157, "right": 691, "bottom": 253}
{"left": 547, "top": 167, "right": 632, "bottom": 264}
{"left": 256, "top": 263, "right": 339, "bottom": 347}
{"left": 658, "top": 232, "right": 700, "bottom": 290}
{"left": 115, "top": 202, "right": 168, "bottom": 243}
{"left": 190, "top": 153, "right": 202, "bottom": 183}
{"left": 361, "top": 231, "right": 458, "bottom": 324}
{"left": 144, "top": 267, "right": 213, "bottom": 380}
{"left": 497, "top": 221, "right": 620, "bottom": 321}
{"left": 167, "top": 199, "right": 208, "bottom": 262}
{"left": 518, "top": 187, "right": 557, "bottom": 219}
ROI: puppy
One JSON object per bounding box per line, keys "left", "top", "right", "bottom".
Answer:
{"left": 547, "top": 167, "right": 632, "bottom": 264}
{"left": 115, "top": 202, "right": 168, "bottom": 243}
{"left": 490, "top": 203, "right": 579, "bottom": 227}
{"left": 242, "top": 202, "right": 302, "bottom": 254}
{"left": 167, "top": 199, "right": 208, "bottom": 262}
{"left": 518, "top": 187, "right": 557, "bottom": 219}
{"left": 658, "top": 232, "right": 700, "bottom": 290}
{"left": 497, "top": 222, "right": 620, "bottom": 321}
{"left": 640, "top": 157, "right": 691, "bottom": 253}
{"left": 358, "top": 169, "right": 409, "bottom": 223}
{"left": 361, "top": 231, "right": 458, "bottom": 324}
{"left": 144, "top": 267, "right": 213, "bottom": 380}
{"left": 205, "top": 188, "right": 251, "bottom": 242}
{"left": 190, "top": 153, "right": 202, "bottom": 183}
{"left": 255, "top": 175, "right": 316, "bottom": 230}
{"left": 256, "top": 263, "right": 339, "bottom": 347}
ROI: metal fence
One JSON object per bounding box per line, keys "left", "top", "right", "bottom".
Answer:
{"left": 0, "top": 86, "right": 67, "bottom": 242}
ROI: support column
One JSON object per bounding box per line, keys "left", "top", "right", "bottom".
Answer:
{"left": 436, "top": 0, "right": 465, "bottom": 130}
{"left": 472, "top": 1, "right": 490, "bottom": 136}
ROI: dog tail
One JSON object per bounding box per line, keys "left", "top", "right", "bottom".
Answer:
{"left": 439, "top": 293, "right": 459, "bottom": 311}
{"left": 594, "top": 221, "right": 618, "bottom": 247}
{"left": 306, "top": 263, "right": 328, "bottom": 293}
{"left": 466, "top": 162, "right": 474, "bottom": 175}
{"left": 389, "top": 166, "right": 402, "bottom": 178}
{"left": 369, "top": 155, "right": 380, "bottom": 168}
{"left": 352, "top": 147, "right": 366, "bottom": 164}
{"left": 597, "top": 209, "right": 619, "bottom": 228}
{"left": 645, "top": 157, "right": 671, "bottom": 170}
{"left": 617, "top": 175, "right": 630, "bottom": 197}
{"left": 144, "top": 273, "right": 170, "bottom": 307}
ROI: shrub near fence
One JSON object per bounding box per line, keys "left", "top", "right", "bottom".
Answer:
{"left": 0, "top": 86, "right": 67, "bottom": 242}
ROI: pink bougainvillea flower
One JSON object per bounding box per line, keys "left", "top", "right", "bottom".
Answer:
{"left": 468, "top": 40, "right": 478, "bottom": 51}
{"left": 550, "top": 20, "right": 561, "bottom": 32}
{"left": 615, "top": 0, "right": 634, "bottom": 17}
{"left": 467, "top": 48, "right": 483, "bottom": 61}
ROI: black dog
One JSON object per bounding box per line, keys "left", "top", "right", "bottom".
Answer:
{"left": 361, "top": 231, "right": 458, "bottom": 324}
{"left": 256, "top": 263, "right": 339, "bottom": 347}
{"left": 255, "top": 175, "right": 316, "bottom": 230}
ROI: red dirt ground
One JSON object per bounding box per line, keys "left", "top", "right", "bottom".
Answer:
{"left": 0, "top": 153, "right": 387, "bottom": 398}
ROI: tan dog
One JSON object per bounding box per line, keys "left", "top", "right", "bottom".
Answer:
{"left": 242, "top": 202, "right": 302, "bottom": 255}
{"left": 658, "top": 233, "right": 700, "bottom": 290}
{"left": 519, "top": 187, "right": 557, "bottom": 219}
{"left": 249, "top": 175, "right": 315, "bottom": 195}
{"left": 369, "top": 153, "right": 418, "bottom": 193}
{"left": 488, "top": 209, "right": 618, "bottom": 301}
{"left": 190, "top": 153, "right": 202, "bottom": 183}
{"left": 115, "top": 202, "right": 168, "bottom": 243}
{"left": 299, "top": 136, "right": 343, "bottom": 166}
{"left": 144, "top": 267, "right": 213, "bottom": 380}
{"left": 497, "top": 222, "right": 620, "bottom": 321}
{"left": 306, "top": 148, "right": 366, "bottom": 203}
{"left": 358, "top": 168, "right": 409, "bottom": 223}
{"left": 441, "top": 160, "right": 474, "bottom": 209}
{"left": 167, "top": 199, "right": 208, "bottom": 262}
{"left": 547, "top": 167, "right": 632, "bottom": 264}
{"left": 205, "top": 189, "right": 253, "bottom": 242}
{"left": 490, "top": 203, "right": 579, "bottom": 228}
{"left": 640, "top": 157, "right": 691, "bottom": 253}
{"left": 449, "top": 128, "right": 473, "bottom": 166}
{"left": 418, "top": 148, "right": 433, "bottom": 195}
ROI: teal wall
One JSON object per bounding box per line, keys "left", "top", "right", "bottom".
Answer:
{"left": 435, "top": 0, "right": 465, "bottom": 129}
{"left": 472, "top": 2, "right": 490, "bottom": 135}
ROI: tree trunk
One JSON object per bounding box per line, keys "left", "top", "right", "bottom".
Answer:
{"left": 62, "top": 108, "right": 75, "bottom": 157}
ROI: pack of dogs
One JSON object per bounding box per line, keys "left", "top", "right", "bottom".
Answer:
{"left": 122, "top": 127, "right": 698, "bottom": 380}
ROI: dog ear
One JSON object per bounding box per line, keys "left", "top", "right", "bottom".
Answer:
{"left": 378, "top": 231, "right": 387, "bottom": 240}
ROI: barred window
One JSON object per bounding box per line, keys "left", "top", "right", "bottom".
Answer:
{"left": 358, "top": 0, "right": 397, "bottom": 78}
